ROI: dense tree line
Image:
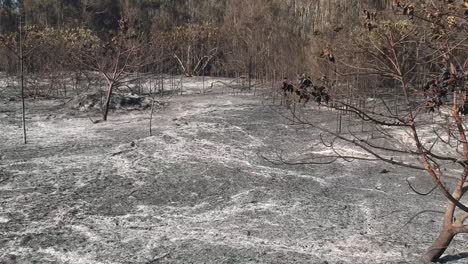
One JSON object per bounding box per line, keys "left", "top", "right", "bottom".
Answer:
{"left": 0, "top": 0, "right": 393, "bottom": 78}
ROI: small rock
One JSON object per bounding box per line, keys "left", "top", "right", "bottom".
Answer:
{"left": 130, "top": 141, "right": 136, "bottom": 147}
{"left": 380, "top": 169, "right": 390, "bottom": 174}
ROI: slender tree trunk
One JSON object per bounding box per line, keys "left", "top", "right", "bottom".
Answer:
{"left": 160, "top": 74, "right": 164, "bottom": 97}
{"left": 103, "top": 82, "right": 114, "bottom": 121}
{"left": 149, "top": 99, "right": 156, "bottom": 136}
{"left": 149, "top": 80, "right": 157, "bottom": 136}
{"left": 422, "top": 199, "right": 458, "bottom": 263}
{"left": 186, "top": 45, "right": 192, "bottom": 77}
{"left": 422, "top": 227, "right": 455, "bottom": 263}
{"left": 180, "top": 75, "right": 183, "bottom": 95}
{"left": 248, "top": 55, "right": 252, "bottom": 89}
{"left": 19, "top": 5, "right": 26, "bottom": 144}
{"left": 21, "top": 53, "right": 26, "bottom": 144}
{"left": 202, "top": 73, "right": 205, "bottom": 94}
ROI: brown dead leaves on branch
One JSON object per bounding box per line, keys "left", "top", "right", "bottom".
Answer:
{"left": 290, "top": 1, "right": 468, "bottom": 262}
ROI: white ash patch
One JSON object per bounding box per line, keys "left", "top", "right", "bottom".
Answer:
{"left": 69, "top": 225, "right": 102, "bottom": 242}
{"left": 39, "top": 248, "right": 108, "bottom": 264}
{"left": 0, "top": 216, "right": 10, "bottom": 223}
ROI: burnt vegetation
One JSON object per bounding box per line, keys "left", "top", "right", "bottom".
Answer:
{"left": 0, "top": 0, "right": 468, "bottom": 263}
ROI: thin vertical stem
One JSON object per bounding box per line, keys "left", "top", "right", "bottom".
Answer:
{"left": 19, "top": 6, "right": 27, "bottom": 144}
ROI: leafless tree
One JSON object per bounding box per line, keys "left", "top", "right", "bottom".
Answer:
{"left": 65, "top": 21, "right": 153, "bottom": 121}
{"left": 0, "top": 3, "right": 28, "bottom": 144}
{"left": 155, "top": 24, "right": 221, "bottom": 78}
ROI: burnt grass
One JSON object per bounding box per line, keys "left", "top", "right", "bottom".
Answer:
{"left": 1, "top": 92, "right": 468, "bottom": 264}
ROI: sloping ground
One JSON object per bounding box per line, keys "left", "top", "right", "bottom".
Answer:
{"left": 0, "top": 93, "right": 467, "bottom": 264}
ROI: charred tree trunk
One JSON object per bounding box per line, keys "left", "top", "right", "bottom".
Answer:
{"left": 248, "top": 55, "right": 252, "bottom": 89}
{"left": 149, "top": 80, "right": 157, "bottom": 137}
{"left": 186, "top": 45, "right": 192, "bottom": 77}
{"left": 103, "top": 82, "right": 114, "bottom": 121}
{"left": 19, "top": 2, "right": 27, "bottom": 144}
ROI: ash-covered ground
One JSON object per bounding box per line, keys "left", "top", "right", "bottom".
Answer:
{"left": 1, "top": 82, "right": 467, "bottom": 263}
